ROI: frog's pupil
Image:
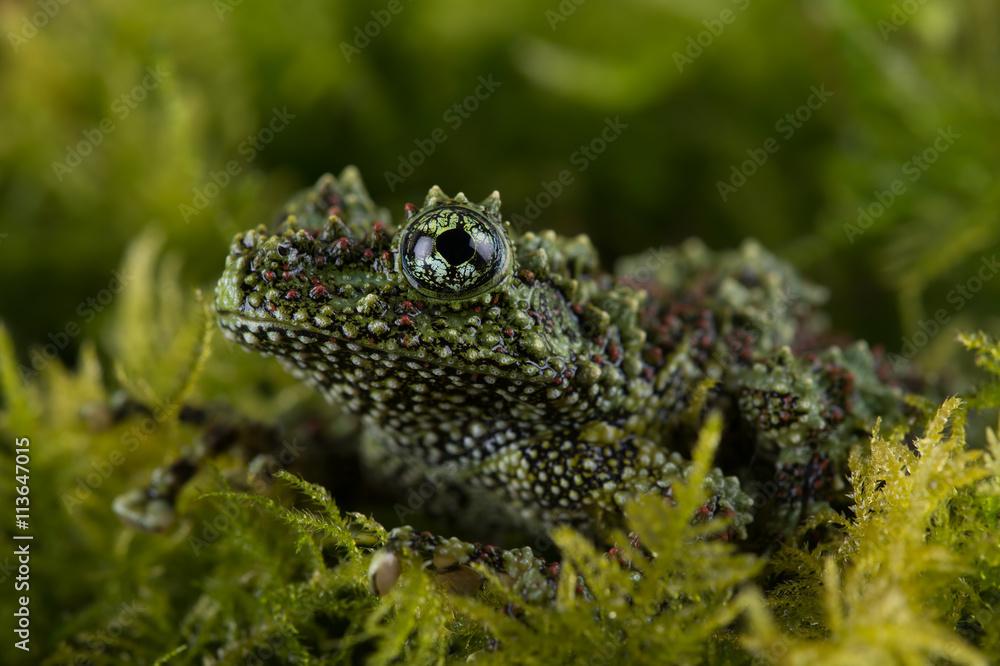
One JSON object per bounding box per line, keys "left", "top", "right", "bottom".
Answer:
{"left": 436, "top": 228, "right": 476, "bottom": 266}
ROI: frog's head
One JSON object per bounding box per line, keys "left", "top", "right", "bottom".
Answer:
{"left": 215, "top": 167, "right": 647, "bottom": 415}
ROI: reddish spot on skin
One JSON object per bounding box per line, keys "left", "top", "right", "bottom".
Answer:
{"left": 398, "top": 315, "right": 414, "bottom": 327}
{"left": 266, "top": 303, "right": 276, "bottom": 312}
{"left": 311, "top": 277, "right": 321, "bottom": 284}
{"left": 282, "top": 271, "right": 292, "bottom": 281}
{"left": 503, "top": 328, "right": 514, "bottom": 337}
{"left": 363, "top": 248, "right": 373, "bottom": 259}
{"left": 334, "top": 238, "right": 351, "bottom": 251}
{"left": 593, "top": 354, "right": 603, "bottom": 364}
{"left": 609, "top": 345, "right": 621, "bottom": 362}
{"left": 571, "top": 304, "right": 582, "bottom": 315}
{"left": 553, "top": 376, "right": 563, "bottom": 385}
{"left": 309, "top": 285, "right": 330, "bottom": 299}
{"left": 416, "top": 301, "right": 426, "bottom": 309}
{"left": 285, "top": 289, "right": 301, "bottom": 300}
{"left": 502, "top": 603, "right": 524, "bottom": 618}
{"left": 263, "top": 270, "right": 275, "bottom": 282}
{"left": 382, "top": 251, "right": 391, "bottom": 262}
{"left": 404, "top": 202, "right": 417, "bottom": 216}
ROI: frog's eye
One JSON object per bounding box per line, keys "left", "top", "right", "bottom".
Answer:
{"left": 397, "top": 203, "right": 512, "bottom": 301}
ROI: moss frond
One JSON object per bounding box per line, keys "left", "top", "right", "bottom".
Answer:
{"left": 745, "top": 396, "right": 999, "bottom": 665}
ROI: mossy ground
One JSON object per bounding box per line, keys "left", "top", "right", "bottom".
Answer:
{"left": 0, "top": 232, "right": 998, "bottom": 665}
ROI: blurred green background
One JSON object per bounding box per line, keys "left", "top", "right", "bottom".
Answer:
{"left": 2, "top": 0, "right": 999, "bottom": 380}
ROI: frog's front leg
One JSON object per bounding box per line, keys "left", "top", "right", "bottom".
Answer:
{"left": 445, "top": 429, "right": 755, "bottom": 543}
{"left": 111, "top": 408, "right": 288, "bottom": 533}
{"left": 108, "top": 397, "right": 359, "bottom": 533}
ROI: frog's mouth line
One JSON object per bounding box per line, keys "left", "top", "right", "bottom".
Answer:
{"left": 215, "top": 310, "right": 542, "bottom": 383}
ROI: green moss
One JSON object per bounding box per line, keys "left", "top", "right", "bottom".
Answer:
{"left": 1, "top": 234, "right": 999, "bottom": 664}
{"left": 1, "top": 228, "right": 998, "bottom": 665}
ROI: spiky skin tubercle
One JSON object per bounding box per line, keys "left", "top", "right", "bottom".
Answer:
{"left": 215, "top": 166, "right": 903, "bottom": 542}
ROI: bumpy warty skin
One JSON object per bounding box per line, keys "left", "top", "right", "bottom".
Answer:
{"left": 214, "top": 166, "right": 904, "bottom": 542}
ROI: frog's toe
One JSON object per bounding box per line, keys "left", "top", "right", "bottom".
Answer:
{"left": 368, "top": 549, "right": 402, "bottom": 596}
{"left": 112, "top": 488, "right": 176, "bottom": 533}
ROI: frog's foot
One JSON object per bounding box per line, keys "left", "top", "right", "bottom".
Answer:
{"left": 113, "top": 419, "right": 285, "bottom": 533}
{"left": 368, "top": 526, "right": 561, "bottom": 605}
{"left": 113, "top": 457, "right": 197, "bottom": 533}
{"left": 98, "top": 395, "right": 295, "bottom": 533}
